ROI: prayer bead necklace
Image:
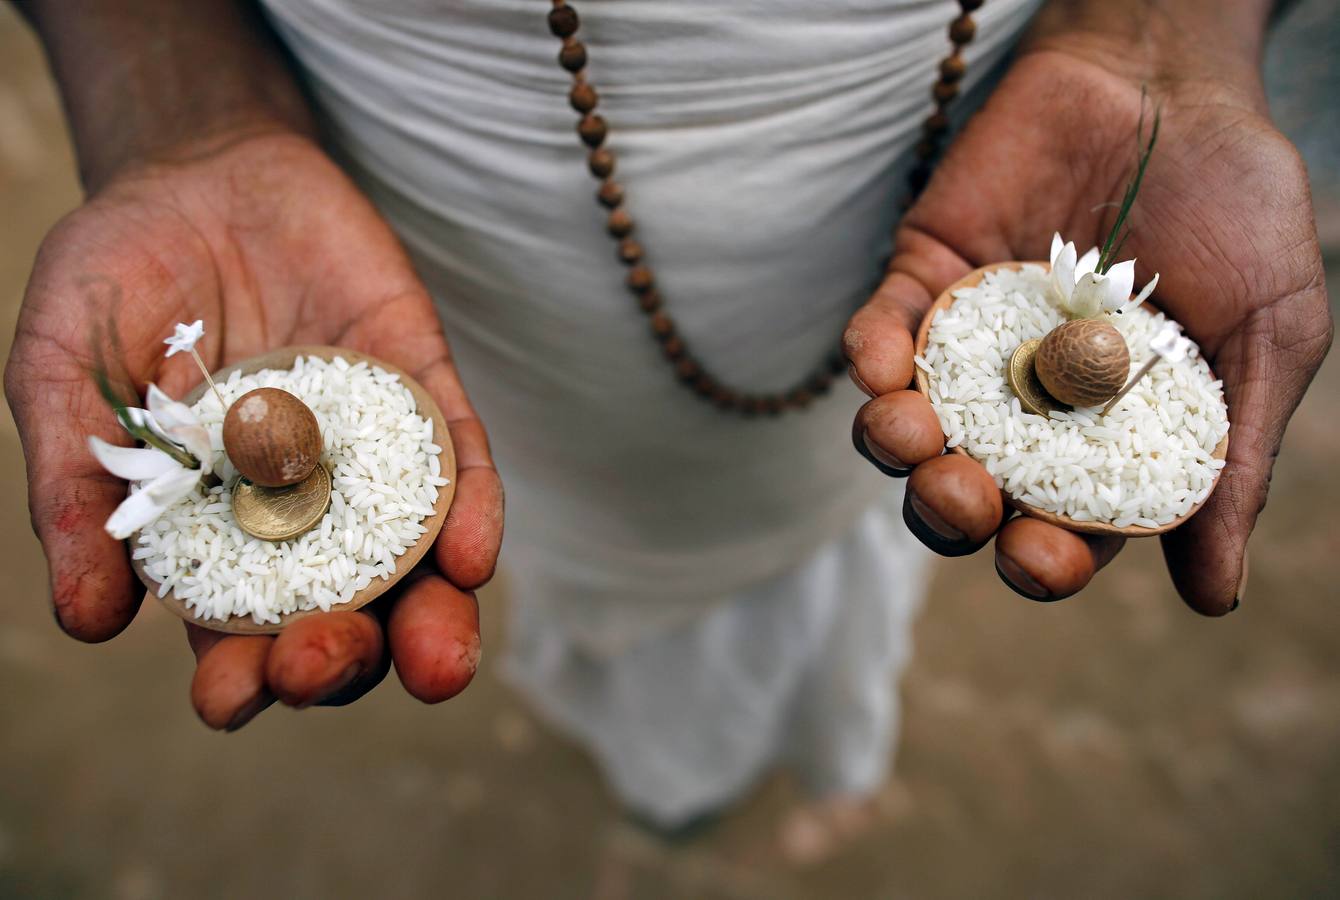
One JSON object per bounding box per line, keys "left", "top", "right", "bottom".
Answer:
{"left": 546, "top": 0, "right": 985, "bottom": 415}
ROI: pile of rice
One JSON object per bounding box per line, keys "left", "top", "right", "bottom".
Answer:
{"left": 915, "top": 264, "right": 1229, "bottom": 528}
{"left": 133, "top": 355, "right": 449, "bottom": 625}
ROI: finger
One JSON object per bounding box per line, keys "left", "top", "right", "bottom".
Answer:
{"left": 388, "top": 573, "right": 481, "bottom": 704}
{"left": 190, "top": 634, "right": 276, "bottom": 731}
{"left": 854, "top": 390, "right": 945, "bottom": 477}
{"left": 265, "top": 610, "right": 385, "bottom": 708}
{"left": 904, "top": 454, "right": 1004, "bottom": 556}
{"left": 336, "top": 293, "right": 504, "bottom": 591}
{"left": 4, "top": 342, "right": 140, "bottom": 642}
{"left": 843, "top": 226, "right": 972, "bottom": 396}
{"left": 1161, "top": 288, "right": 1332, "bottom": 616}
{"left": 994, "top": 516, "right": 1126, "bottom": 602}
{"left": 433, "top": 413, "right": 505, "bottom": 591}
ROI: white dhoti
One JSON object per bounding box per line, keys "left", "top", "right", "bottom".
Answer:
{"left": 262, "top": 0, "right": 1039, "bottom": 824}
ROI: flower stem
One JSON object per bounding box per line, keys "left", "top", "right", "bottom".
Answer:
{"left": 190, "top": 348, "right": 227, "bottom": 411}
{"left": 1096, "top": 91, "right": 1161, "bottom": 275}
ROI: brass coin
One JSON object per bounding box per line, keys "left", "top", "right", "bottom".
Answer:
{"left": 232, "top": 463, "right": 332, "bottom": 542}
{"left": 1007, "top": 339, "right": 1066, "bottom": 417}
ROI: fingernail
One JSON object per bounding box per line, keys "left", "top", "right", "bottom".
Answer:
{"left": 297, "top": 662, "right": 362, "bottom": 710}
{"left": 862, "top": 429, "right": 909, "bottom": 472}
{"left": 225, "top": 692, "right": 274, "bottom": 733}
{"left": 848, "top": 364, "right": 876, "bottom": 398}
{"left": 1233, "top": 551, "right": 1249, "bottom": 611}
{"left": 995, "top": 554, "right": 1052, "bottom": 602}
{"left": 908, "top": 490, "right": 965, "bottom": 542}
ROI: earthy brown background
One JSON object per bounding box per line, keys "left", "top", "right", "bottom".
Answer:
{"left": 2, "top": 5, "right": 1337, "bottom": 898}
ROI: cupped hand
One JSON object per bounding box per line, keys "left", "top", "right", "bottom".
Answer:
{"left": 4, "top": 132, "right": 504, "bottom": 728}
{"left": 845, "top": 49, "right": 1331, "bottom": 615}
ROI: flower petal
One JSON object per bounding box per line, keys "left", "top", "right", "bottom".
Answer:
{"left": 1050, "top": 233, "right": 1065, "bottom": 265}
{"left": 1102, "top": 260, "right": 1136, "bottom": 311}
{"left": 1075, "top": 247, "right": 1101, "bottom": 277}
{"left": 104, "top": 487, "right": 172, "bottom": 540}
{"left": 143, "top": 464, "right": 203, "bottom": 505}
{"left": 147, "top": 383, "right": 200, "bottom": 430}
{"left": 104, "top": 465, "right": 197, "bottom": 538}
{"left": 88, "top": 437, "right": 179, "bottom": 481}
{"left": 163, "top": 320, "right": 205, "bottom": 357}
{"left": 1119, "top": 272, "right": 1160, "bottom": 315}
{"left": 1050, "top": 241, "right": 1077, "bottom": 306}
{"left": 1071, "top": 272, "right": 1106, "bottom": 318}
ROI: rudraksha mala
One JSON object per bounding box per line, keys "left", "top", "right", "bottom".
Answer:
{"left": 546, "top": 0, "right": 984, "bottom": 416}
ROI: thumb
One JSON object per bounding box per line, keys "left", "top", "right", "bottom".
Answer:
{"left": 4, "top": 344, "right": 141, "bottom": 641}
{"left": 1160, "top": 286, "right": 1333, "bottom": 615}
{"left": 843, "top": 225, "right": 973, "bottom": 394}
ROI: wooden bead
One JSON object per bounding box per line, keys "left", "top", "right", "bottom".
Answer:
{"left": 713, "top": 388, "right": 738, "bottom": 409}
{"left": 626, "top": 265, "right": 654, "bottom": 292}
{"left": 788, "top": 389, "right": 814, "bottom": 408}
{"left": 597, "top": 180, "right": 623, "bottom": 207}
{"left": 607, "top": 207, "right": 634, "bottom": 237}
{"left": 588, "top": 148, "right": 615, "bottom": 178}
{"left": 618, "top": 238, "right": 644, "bottom": 264}
{"left": 958, "top": 0, "right": 984, "bottom": 11}
{"left": 939, "top": 54, "right": 967, "bottom": 82}
{"left": 692, "top": 373, "right": 716, "bottom": 396}
{"left": 650, "top": 312, "right": 674, "bottom": 338}
{"left": 933, "top": 80, "right": 959, "bottom": 104}
{"left": 577, "top": 114, "right": 607, "bottom": 147}
{"left": 763, "top": 396, "right": 783, "bottom": 416}
{"left": 559, "top": 40, "right": 588, "bottom": 72}
{"left": 548, "top": 5, "right": 580, "bottom": 37}
{"left": 827, "top": 353, "right": 848, "bottom": 375}
{"left": 742, "top": 397, "right": 765, "bottom": 416}
{"left": 675, "top": 358, "right": 701, "bottom": 382}
{"left": 569, "top": 81, "right": 599, "bottom": 113}
{"left": 662, "top": 335, "right": 685, "bottom": 359}
{"left": 222, "top": 388, "right": 321, "bottom": 488}
{"left": 637, "top": 290, "right": 661, "bottom": 312}
{"left": 923, "top": 111, "right": 950, "bottom": 134}
{"left": 949, "top": 14, "right": 976, "bottom": 44}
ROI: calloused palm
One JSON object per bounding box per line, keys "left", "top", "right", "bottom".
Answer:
{"left": 5, "top": 132, "right": 504, "bottom": 728}
{"left": 846, "top": 50, "right": 1331, "bottom": 614}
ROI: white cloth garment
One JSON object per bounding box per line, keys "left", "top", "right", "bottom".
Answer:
{"left": 261, "top": 0, "right": 1040, "bottom": 824}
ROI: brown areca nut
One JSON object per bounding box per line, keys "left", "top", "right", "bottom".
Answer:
{"left": 223, "top": 388, "right": 322, "bottom": 487}
{"left": 1035, "top": 319, "right": 1131, "bottom": 407}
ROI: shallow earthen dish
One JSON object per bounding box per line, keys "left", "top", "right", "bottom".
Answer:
{"left": 912, "top": 261, "right": 1228, "bottom": 538}
{"left": 130, "top": 346, "right": 456, "bottom": 635}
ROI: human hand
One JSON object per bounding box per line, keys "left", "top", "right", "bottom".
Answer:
{"left": 845, "top": 45, "right": 1331, "bottom": 614}
{"left": 4, "top": 132, "right": 504, "bottom": 728}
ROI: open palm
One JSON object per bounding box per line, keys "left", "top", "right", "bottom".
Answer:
{"left": 846, "top": 50, "right": 1332, "bottom": 614}
{"left": 5, "top": 133, "right": 504, "bottom": 728}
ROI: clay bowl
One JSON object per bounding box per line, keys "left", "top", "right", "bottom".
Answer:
{"left": 912, "top": 262, "right": 1228, "bottom": 538}
{"left": 130, "top": 346, "right": 456, "bottom": 634}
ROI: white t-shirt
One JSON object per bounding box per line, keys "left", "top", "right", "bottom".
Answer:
{"left": 260, "top": 0, "right": 1041, "bottom": 652}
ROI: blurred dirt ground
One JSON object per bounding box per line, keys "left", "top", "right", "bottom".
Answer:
{"left": 1, "top": 5, "right": 1337, "bottom": 899}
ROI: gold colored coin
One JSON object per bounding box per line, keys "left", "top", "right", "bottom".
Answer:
{"left": 1007, "top": 339, "right": 1066, "bottom": 417}
{"left": 232, "top": 462, "right": 332, "bottom": 542}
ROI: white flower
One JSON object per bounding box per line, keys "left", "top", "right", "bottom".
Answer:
{"left": 89, "top": 384, "right": 213, "bottom": 539}
{"left": 163, "top": 319, "right": 205, "bottom": 357}
{"left": 1049, "top": 233, "right": 1159, "bottom": 319}
{"left": 1149, "top": 322, "right": 1191, "bottom": 364}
